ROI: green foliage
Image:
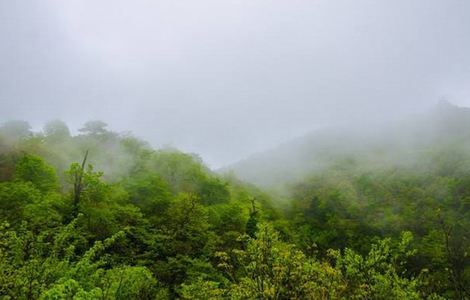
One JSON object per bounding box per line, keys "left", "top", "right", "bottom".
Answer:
{"left": 0, "top": 181, "right": 41, "bottom": 223}
{"left": 186, "top": 224, "right": 421, "bottom": 300}
{"left": 66, "top": 163, "right": 108, "bottom": 206}
{"left": 122, "top": 173, "right": 172, "bottom": 219}
{"left": 0, "top": 153, "right": 17, "bottom": 182}
{"left": 180, "top": 277, "right": 225, "bottom": 299}
{"left": 149, "top": 150, "right": 230, "bottom": 205}
{"left": 287, "top": 164, "right": 470, "bottom": 298}
{"left": 14, "top": 154, "right": 58, "bottom": 193}
{"left": 0, "top": 119, "right": 468, "bottom": 298}
{"left": 216, "top": 224, "right": 344, "bottom": 299}
{"left": 331, "top": 231, "right": 420, "bottom": 299}
{"left": 245, "top": 211, "right": 258, "bottom": 238}
{"left": 164, "top": 193, "right": 209, "bottom": 256}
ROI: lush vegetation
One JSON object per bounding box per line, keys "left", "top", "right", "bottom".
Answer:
{"left": 0, "top": 119, "right": 468, "bottom": 299}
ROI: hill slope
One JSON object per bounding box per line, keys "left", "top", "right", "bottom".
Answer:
{"left": 225, "top": 101, "right": 470, "bottom": 187}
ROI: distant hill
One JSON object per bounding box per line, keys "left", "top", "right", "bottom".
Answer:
{"left": 224, "top": 101, "right": 470, "bottom": 187}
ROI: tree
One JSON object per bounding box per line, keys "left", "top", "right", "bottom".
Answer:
{"left": 331, "top": 231, "right": 420, "bottom": 299}
{"left": 14, "top": 154, "right": 58, "bottom": 193}
{"left": 213, "top": 225, "right": 421, "bottom": 300}
{"left": 43, "top": 120, "right": 70, "bottom": 141}
{"left": 0, "top": 120, "right": 32, "bottom": 140}
{"left": 165, "top": 193, "right": 209, "bottom": 256}
{"left": 68, "top": 151, "right": 89, "bottom": 218}
{"left": 79, "top": 120, "right": 108, "bottom": 136}
{"left": 0, "top": 182, "right": 41, "bottom": 223}
{"left": 123, "top": 173, "right": 172, "bottom": 220}
{"left": 245, "top": 197, "right": 258, "bottom": 238}
{"left": 216, "top": 224, "right": 345, "bottom": 299}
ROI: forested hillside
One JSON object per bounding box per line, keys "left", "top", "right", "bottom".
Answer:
{"left": 0, "top": 118, "right": 469, "bottom": 299}
{"left": 228, "top": 101, "right": 470, "bottom": 187}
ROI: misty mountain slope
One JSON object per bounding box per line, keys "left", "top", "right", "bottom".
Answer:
{"left": 225, "top": 102, "right": 470, "bottom": 187}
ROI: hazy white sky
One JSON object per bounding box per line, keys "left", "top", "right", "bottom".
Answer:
{"left": 1, "top": 0, "right": 470, "bottom": 167}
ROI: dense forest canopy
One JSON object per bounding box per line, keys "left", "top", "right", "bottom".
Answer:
{"left": 0, "top": 113, "right": 469, "bottom": 299}
{"left": 2, "top": 0, "right": 470, "bottom": 298}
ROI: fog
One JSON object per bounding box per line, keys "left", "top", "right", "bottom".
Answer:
{"left": 1, "top": 0, "right": 470, "bottom": 168}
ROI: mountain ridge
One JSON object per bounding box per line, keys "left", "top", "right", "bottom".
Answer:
{"left": 223, "top": 102, "right": 470, "bottom": 187}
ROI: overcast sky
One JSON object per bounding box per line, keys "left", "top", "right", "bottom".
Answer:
{"left": 1, "top": 1, "right": 470, "bottom": 167}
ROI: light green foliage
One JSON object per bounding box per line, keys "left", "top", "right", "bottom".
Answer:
{"left": 218, "top": 224, "right": 344, "bottom": 299}
{"left": 182, "top": 225, "right": 420, "bottom": 299}
{"left": 0, "top": 120, "right": 468, "bottom": 298}
{"left": 0, "top": 181, "right": 41, "bottom": 223}
{"left": 0, "top": 219, "right": 82, "bottom": 299}
{"left": 14, "top": 154, "right": 58, "bottom": 193}
{"left": 180, "top": 277, "right": 225, "bottom": 299}
{"left": 66, "top": 163, "right": 108, "bottom": 205}
{"left": 0, "top": 218, "right": 164, "bottom": 300}
{"left": 99, "top": 266, "right": 164, "bottom": 299}
{"left": 332, "top": 231, "right": 420, "bottom": 299}
{"left": 66, "top": 163, "right": 146, "bottom": 241}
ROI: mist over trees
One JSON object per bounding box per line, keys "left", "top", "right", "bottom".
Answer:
{"left": 227, "top": 101, "right": 470, "bottom": 187}
{"left": 2, "top": 0, "right": 470, "bottom": 298}
{"left": 0, "top": 113, "right": 469, "bottom": 299}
